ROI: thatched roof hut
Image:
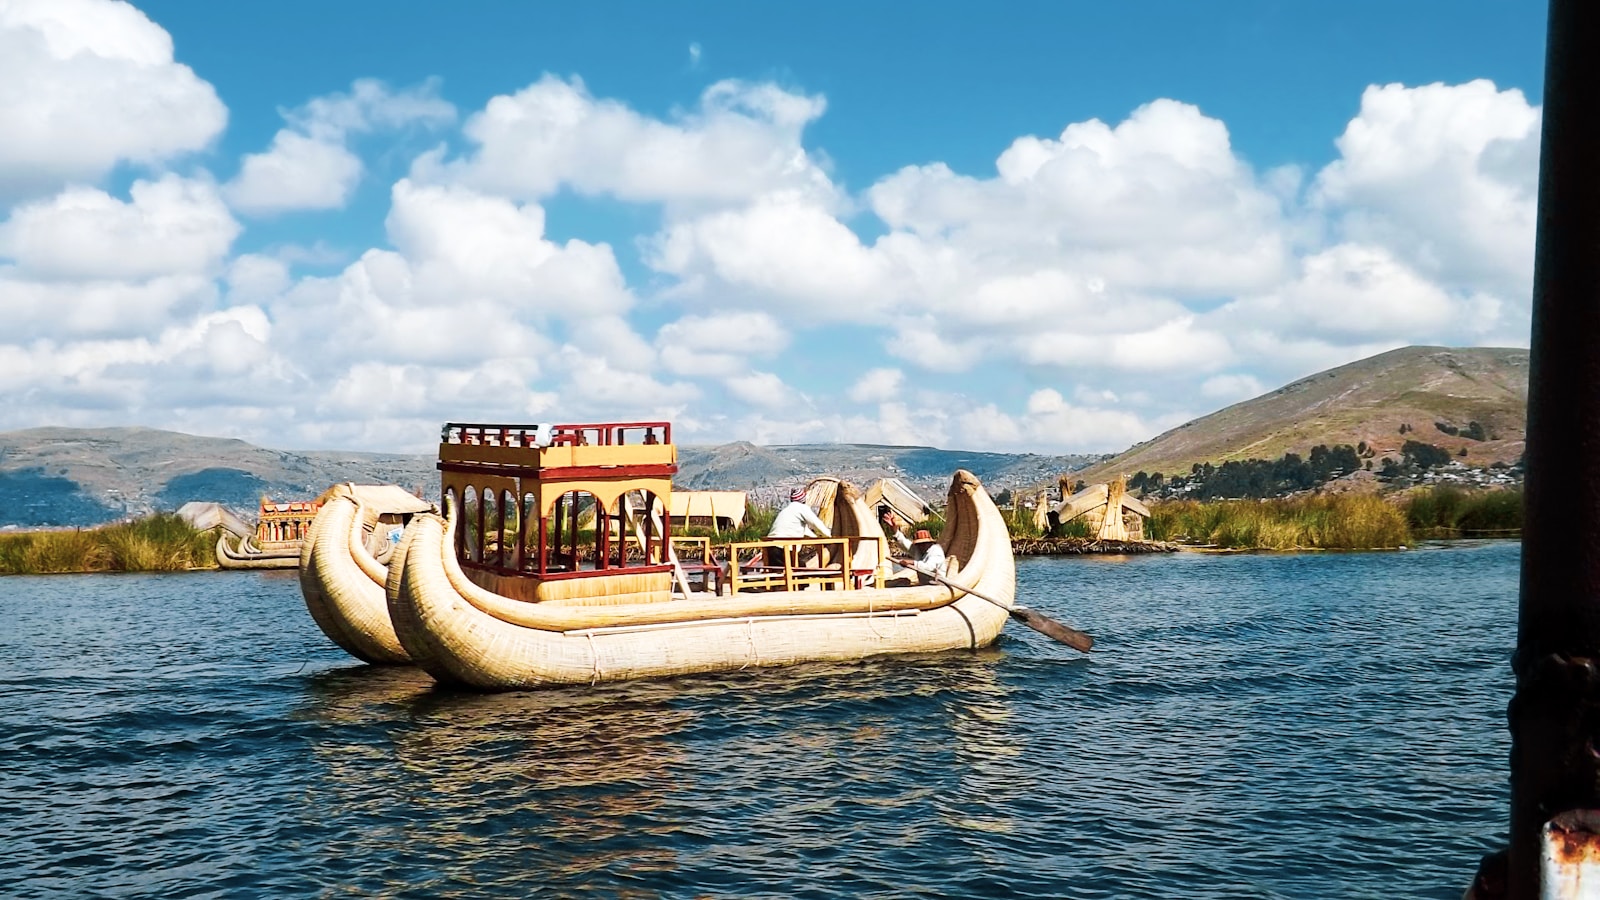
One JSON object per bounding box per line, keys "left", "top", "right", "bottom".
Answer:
{"left": 314, "top": 484, "right": 433, "bottom": 525}
{"left": 175, "top": 501, "right": 252, "bottom": 539}
{"left": 1044, "top": 477, "right": 1151, "bottom": 541}
{"left": 863, "top": 477, "right": 932, "bottom": 524}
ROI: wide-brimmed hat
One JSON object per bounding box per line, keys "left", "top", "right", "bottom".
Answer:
{"left": 912, "top": 529, "right": 935, "bottom": 544}
{"left": 790, "top": 487, "right": 808, "bottom": 501}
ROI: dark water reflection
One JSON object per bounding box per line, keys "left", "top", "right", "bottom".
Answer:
{"left": 1, "top": 542, "right": 1515, "bottom": 898}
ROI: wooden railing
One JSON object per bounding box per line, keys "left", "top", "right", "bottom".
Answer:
{"left": 724, "top": 536, "right": 889, "bottom": 594}
{"left": 442, "top": 421, "right": 671, "bottom": 448}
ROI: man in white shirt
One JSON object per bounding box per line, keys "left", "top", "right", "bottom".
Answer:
{"left": 888, "top": 526, "right": 947, "bottom": 585}
{"left": 765, "top": 487, "right": 830, "bottom": 568}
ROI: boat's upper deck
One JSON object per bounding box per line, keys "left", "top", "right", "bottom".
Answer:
{"left": 439, "top": 421, "right": 676, "bottom": 476}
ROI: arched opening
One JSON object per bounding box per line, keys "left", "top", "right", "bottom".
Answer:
{"left": 545, "top": 490, "right": 601, "bottom": 574}
{"left": 609, "top": 490, "right": 668, "bottom": 568}
{"left": 500, "top": 488, "right": 517, "bottom": 570}
{"left": 462, "top": 486, "right": 479, "bottom": 563}
{"left": 481, "top": 490, "right": 499, "bottom": 566}
{"left": 521, "top": 492, "right": 538, "bottom": 572}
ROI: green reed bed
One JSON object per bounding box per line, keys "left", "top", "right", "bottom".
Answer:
{"left": 676, "top": 504, "right": 780, "bottom": 545}
{"left": 1405, "top": 485, "right": 1523, "bottom": 538}
{"left": 1147, "top": 494, "right": 1411, "bottom": 550}
{"left": 1005, "top": 506, "right": 1043, "bottom": 539}
{"left": 0, "top": 514, "right": 218, "bottom": 575}
{"left": 1007, "top": 510, "right": 1091, "bottom": 539}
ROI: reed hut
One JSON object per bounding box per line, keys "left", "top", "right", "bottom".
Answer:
{"left": 1047, "top": 476, "right": 1150, "bottom": 541}
{"left": 175, "top": 501, "right": 252, "bottom": 540}
{"left": 314, "top": 484, "right": 433, "bottom": 529}
{"left": 864, "top": 477, "right": 932, "bottom": 524}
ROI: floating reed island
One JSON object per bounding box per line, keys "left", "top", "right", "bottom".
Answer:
{"left": 1012, "top": 537, "right": 1178, "bottom": 556}
{"left": 1007, "top": 475, "right": 1522, "bottom": 552}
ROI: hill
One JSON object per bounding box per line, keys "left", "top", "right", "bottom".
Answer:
{"left": 677, "top": 443, "right": 1100, "bottom": 505}
{"left": 1073, "top": 346, "right": 1528, "bottom": 485}
{"left": 0, "top": 427, "right": 437, "bottom": 526}
{"left": 0, "top": 427, "right": 1098, "bottom": 527}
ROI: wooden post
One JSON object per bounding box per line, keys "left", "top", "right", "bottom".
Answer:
{"left": 1482, "top": 2, "right": 1600, "bottom": 897}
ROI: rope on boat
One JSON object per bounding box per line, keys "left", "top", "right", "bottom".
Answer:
{"left": 866, "top": 588, "right": 891, "bottom": 640}
{"left": 742, "top": 617, "right": 759, "bottom": 670}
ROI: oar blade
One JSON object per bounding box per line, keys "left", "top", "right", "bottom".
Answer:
{"left": 1010, "top": 606, "right": 1094, "bottom": 652}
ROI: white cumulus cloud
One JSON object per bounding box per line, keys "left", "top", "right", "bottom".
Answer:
{"left": 0, "top": 0, "right": 226, "bottom": 197}
{"left": 382, "top": 178, "right": 633, "bottom": 316}
{"left": 655, "top": 311, "right": 788, "bottom": 377}
{"left": 0, "top": 61, "right": 1547, "bottom": 456}
{"left": 418, "top": 75, "right": 836, "bottom": 211}
{"left": 1315, "top": 79, "right": 1539, "bottom": 298}
{"left": 0, "top": 176, "right": 239, "bottom": 339}
{"left": 225, "top": 79, "right": 455, "bottom": 215}
{"left": 847, "top": 368, "right": 904, "bottom": 404}
{"left": 0, "top": 175, "right": 238, "bottom": 280}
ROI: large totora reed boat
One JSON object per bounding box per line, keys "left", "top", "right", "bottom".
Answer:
{"left": 379, "top": 421, "right": 1016, "bottom": 691}
{"left": 298, "top": 484, "right": 434, "bottom": 664}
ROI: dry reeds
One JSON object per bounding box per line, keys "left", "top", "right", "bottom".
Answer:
{"left": 1147, "top": 494, "right": 1411, "bottom": 550}
{"left": 0, "top": 514, "right": 217, "bottom": 575}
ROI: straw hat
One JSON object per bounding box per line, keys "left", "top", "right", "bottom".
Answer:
{"left": 790, "top": 487, "right": 808, "bottom": 502}
{"left": 912, "top": 529, "right": 935, "bottom": 545}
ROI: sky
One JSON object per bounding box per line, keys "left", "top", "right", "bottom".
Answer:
{"left": 0, "top": 0, "right": 1549, "bottom": 454}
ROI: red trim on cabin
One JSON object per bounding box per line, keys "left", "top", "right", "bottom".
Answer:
{"left": 441, "top": 420, "right": 677, "bottom": 585}
{"left": 437, "top": 461, "right": 678, "bottom": 480}
{"left": 443, "top": 421, "right": 671, "bottom": 448}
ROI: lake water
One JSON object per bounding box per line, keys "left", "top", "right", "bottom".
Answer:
{"left": 0, "top": 542, "right": 1516, "bottom": 898}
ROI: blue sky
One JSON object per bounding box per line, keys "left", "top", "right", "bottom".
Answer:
{"left": 0, "top": 1, "right": 1548, "bottom": 453}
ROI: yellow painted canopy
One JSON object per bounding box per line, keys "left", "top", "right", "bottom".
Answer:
{"left": 668, "top": 490, "right": 747, "bottom": 527}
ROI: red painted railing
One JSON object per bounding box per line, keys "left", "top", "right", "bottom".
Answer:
{"left": 441, "top": 421, "right": 671, "bottom": 448}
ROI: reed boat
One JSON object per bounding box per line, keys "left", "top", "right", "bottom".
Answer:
{"left": 215, "top": 532, "right": 300, "bottom": 569}
{"left": 385, "top": 421, "right": 1015, "bottom": 691}
{"left": 299, "top": 486, "right": 413, "bottom": 663}
{"left": 299, "top": 484, "right": 436, "bottom": 664}
{"left": 215, "top": 497, "right": 319, "bottom": 570}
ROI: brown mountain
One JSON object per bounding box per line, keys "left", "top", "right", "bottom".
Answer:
{"left": 0, "top": 426, "right": 1097, "bottom": 527}
{"left": 1074, "top": 346, "right": 1528, "bottom": 484}
{"left": 0, "top": 426, "right": 437, "bottom": 526}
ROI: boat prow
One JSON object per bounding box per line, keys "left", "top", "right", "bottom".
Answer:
{"left": 299, "top": 486, "right": 413, "bottom": 664}
{"left": 389, "top": 467, "right": 1014, "bottom": 691}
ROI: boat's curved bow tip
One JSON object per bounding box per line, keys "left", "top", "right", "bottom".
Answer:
{"left": 299, "top": 493, "right": 412, "bottom": 665}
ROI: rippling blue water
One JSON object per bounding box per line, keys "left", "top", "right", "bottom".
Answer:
{"left": 0, "top": 543, "right": 1516, "bottom": 898}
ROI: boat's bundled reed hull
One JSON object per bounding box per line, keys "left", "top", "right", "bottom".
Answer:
{"left": 299, "top": 489, "right": 412, "bottom": 664}
{"left": 388, "top": 470, "right": 1014, "bottom": 691}
{"left": 215, "top": 532, "right": 299, "bottom": 570}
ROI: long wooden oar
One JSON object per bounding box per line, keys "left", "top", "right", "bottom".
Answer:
{"left": 896, "top": 558, "right": 1093, "bottom": 652}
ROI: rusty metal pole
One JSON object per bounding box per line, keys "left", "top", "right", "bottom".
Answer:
{"left": 1488, "top": 0, "right": 1600, "bottom": 897}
